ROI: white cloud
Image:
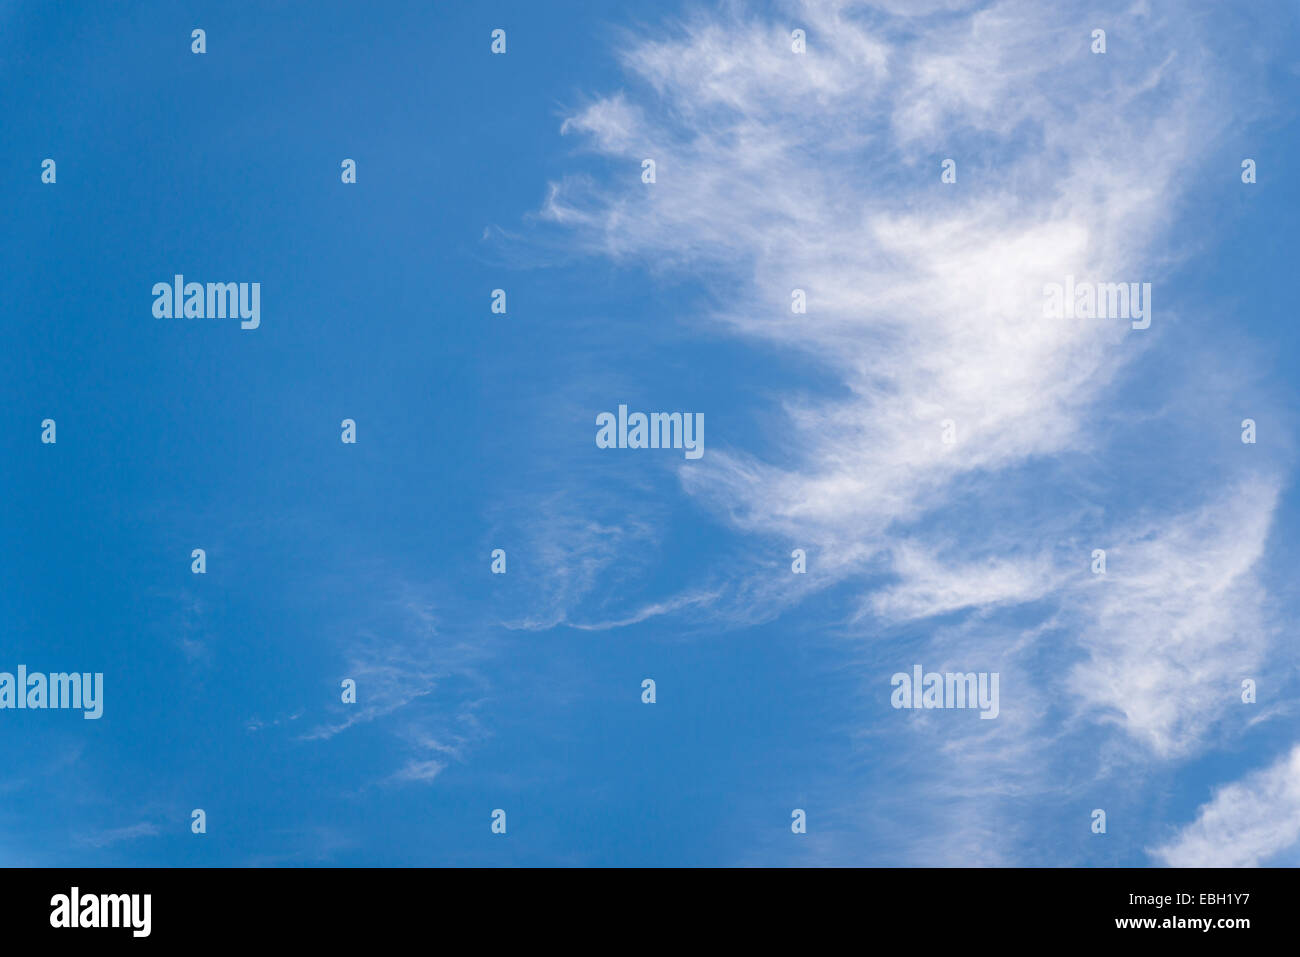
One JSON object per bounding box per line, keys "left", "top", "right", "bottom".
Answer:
{"left": 302, "top": 584, "right": 493, "bottom": 790}
{"left": 76, "top": 822, "right": 160, "bottom": 848}
{"left": 534, "top": 0, "right": 1289, "bottom": 862}
{"left": 543, "top": 0, "right": 1234, "bottom": 619}
{"left": 386, "top": 759, "right": 448, "bottom": 785}
{"left": 1066, "top": 479, "right": 1280, "bottom": 758}
{"left": 867, "top": 543, "right": 1060, "bottom": 621}
{"left": 569, "top": 590, "right": 721, "bottom": 630}
{"left": 1152, "top": 744, "right": 1300, "bottom": 867}
{"left": 492, "top": 490, "right": 666, "bottom": 631}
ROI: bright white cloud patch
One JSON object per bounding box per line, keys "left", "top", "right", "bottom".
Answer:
{"left": 539, "top": 0, "right": 1289, "bottom": 862}
{"left": 1066, "top": 480, "right": 1279, "bottom": 758}
{"left": 1152, "top": 745, "right": 1300, "bottom": 867}
{"left": 545, "top": 0, "right": 1236, "bottom": 591}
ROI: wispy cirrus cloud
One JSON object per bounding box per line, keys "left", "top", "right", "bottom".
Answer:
{"left": 545, "top": 0, "right": 1243, "bottom": 609}
{"left": 1065, "top": 477, "right": 1280, "bottom": 759}
{"left": 74, "top": 821, "right": 160, "bottom": 849}
{"left": 543, "top": 0, "right": 1278, "bottom": 651}
{"left": 531, "top": 0, "right": 1293, "bottom": 863}
{"left": 489, "top": 488, "right": 667, "bottom": 631}
{"left": 301, "top": 581, "right": 493, "bottom": 791}
{"left": 1152, "top": 744, "right": 1300, "bottom": 866}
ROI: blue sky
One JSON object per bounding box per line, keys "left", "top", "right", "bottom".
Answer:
{"left": 3, "top": 0, "right": 1300, "bottom": 866}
